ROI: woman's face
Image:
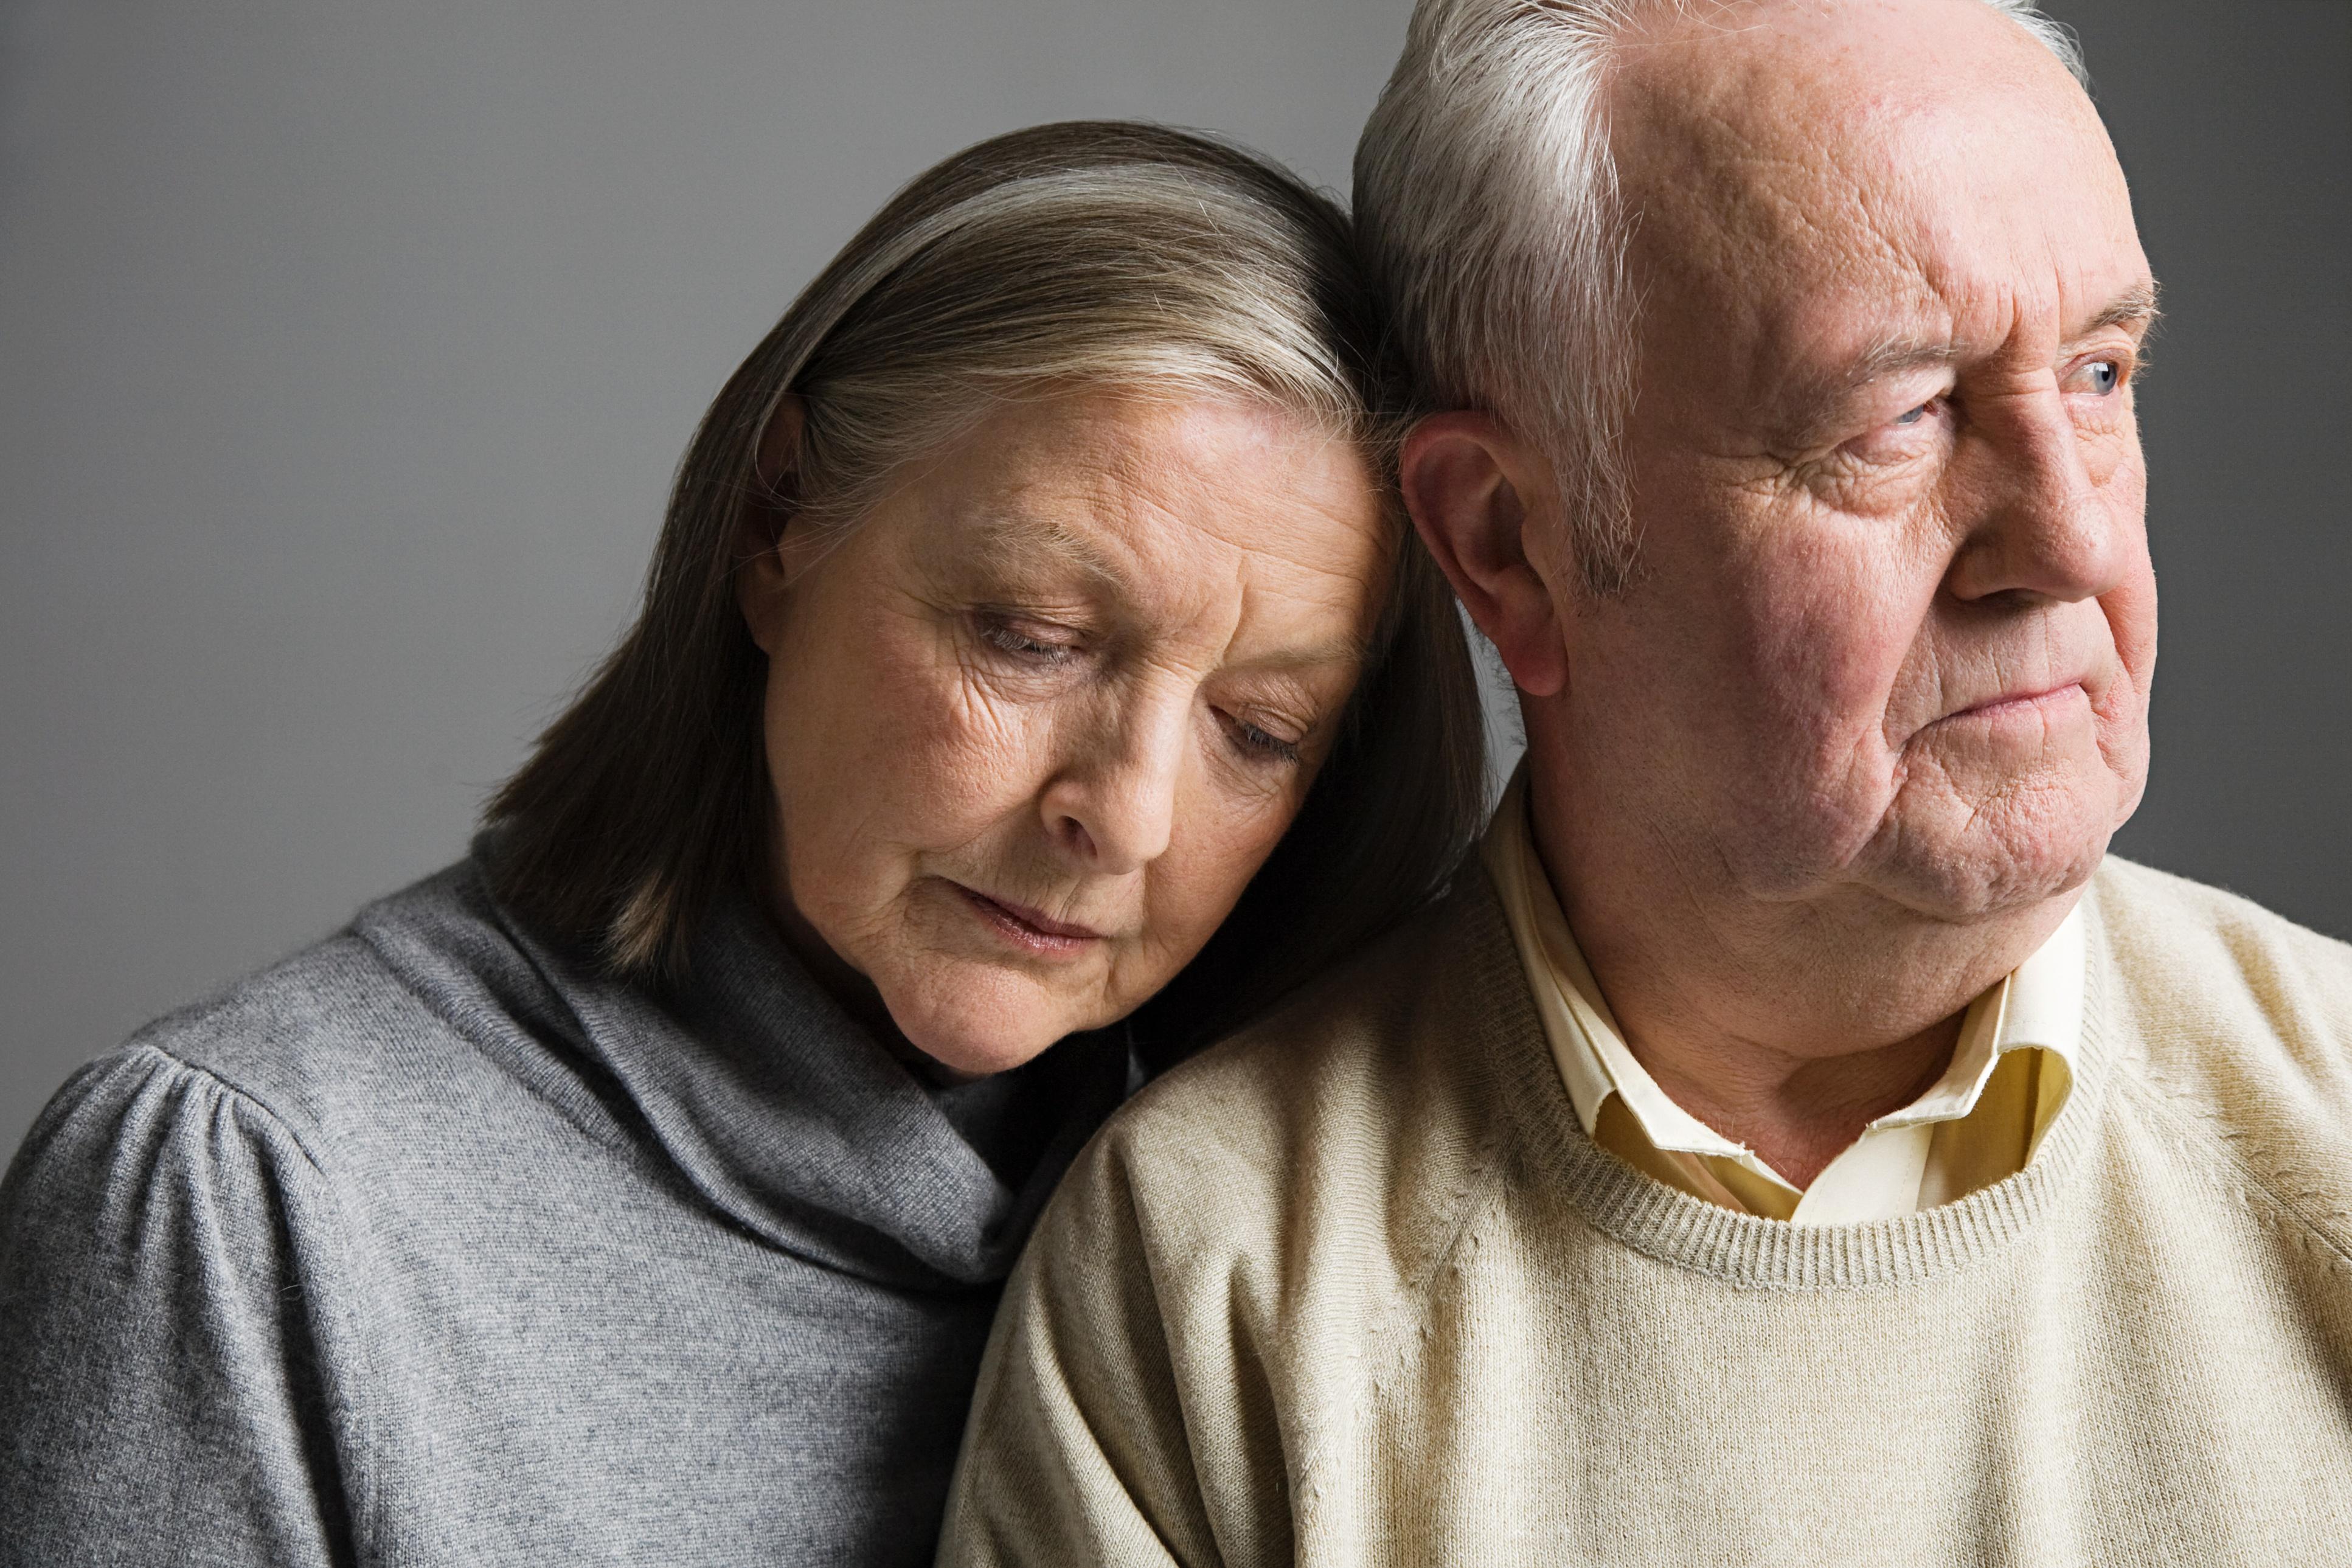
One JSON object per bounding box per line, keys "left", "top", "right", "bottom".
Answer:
{"left": 739, "top": 389, "right": 1392, "bottom": 1077}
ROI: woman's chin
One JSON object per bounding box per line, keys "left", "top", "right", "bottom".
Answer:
{"left": 906, "top": 1030, "right": 1046, "bottom": 1081}
{"left": 884, "top": 977, "right": 1093, "bottom": 1081}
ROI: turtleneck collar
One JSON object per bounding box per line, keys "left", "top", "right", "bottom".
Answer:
{"left": 473, "top": 856, "right": 1133, "bottom": 1293}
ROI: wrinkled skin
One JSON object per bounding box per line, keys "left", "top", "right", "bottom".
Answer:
{"left": 1404, "top": 0, "right": 2158, "bottom": 1182}
{"left": 738, "top": 390, "right": 1389, "bottom": 1078}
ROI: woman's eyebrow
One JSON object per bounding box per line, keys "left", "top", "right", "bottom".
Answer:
{"left": 967, "top": 511, "right": 1126, "bottom": 589}
{"left": 1230, "top": 628, "right": 1376, "bottom": 676}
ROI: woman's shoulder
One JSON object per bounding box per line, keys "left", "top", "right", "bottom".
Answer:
{"left": 39, "top": 856, "right": 617, "bottom": 1180}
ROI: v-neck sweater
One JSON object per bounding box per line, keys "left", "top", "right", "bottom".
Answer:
{"left": 941, "top": 856, "right": 2352, "bottom": 1566}
{"left": 1482, "top": 771, "right": 2084, "bottom": 1223}
{"left": 0, "top": 852, "right": 1130, "bottom": 1567}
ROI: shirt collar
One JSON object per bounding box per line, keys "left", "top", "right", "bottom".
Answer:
{"left": 1867, "top": 905, "right": 2083, "bottom": 1131}
{"left": 1480, "top": 766, "right": 2084, "bottom": 1162}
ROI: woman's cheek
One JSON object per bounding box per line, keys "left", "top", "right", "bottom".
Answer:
{"left": 849, "top": 643, "right": 1019, "bottom": 813}
{"left": 1173, "top": 789, "right": 1288, "bottom": 934}
{"left": 928, "top": 678, "right": 1060, "bottom": 825}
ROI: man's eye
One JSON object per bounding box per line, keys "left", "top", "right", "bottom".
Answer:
{"left": 1892, "top": 397, "right": 1940, "bottom": 428}
{"left": 2072, "top": 358, "right": 2123, "bottom": 396}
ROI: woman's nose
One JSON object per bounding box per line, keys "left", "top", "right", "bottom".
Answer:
{"left": 1039, "top": 691, "right": 1188, "bottom": 876}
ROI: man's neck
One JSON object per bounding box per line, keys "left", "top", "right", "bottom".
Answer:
{"left": 1618, "top": 1004, "right": 1966, "bottom": 1190}
{"left": 1522, "top": 771, "right": 2071, "bottom": 1191}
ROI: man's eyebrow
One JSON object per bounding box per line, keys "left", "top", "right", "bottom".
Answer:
{"left": 1769, "top": 339, "right": 1960, "bottom": 441}
{"left": 1774, "top": 282, "right": 2167, "bottom": 437}
{"left": 2076, "top": 281, "right": 2162, "bottom": 339}
{"left": 1844, "top": 336, "right": 1965, "bottom": 387}
{"left": 1844, "top": 282, "right": 2164, "bottom": 383}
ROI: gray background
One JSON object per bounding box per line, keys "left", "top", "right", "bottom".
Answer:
{"left": 3, "top": 1, "right": 2346, "bottom": 1153}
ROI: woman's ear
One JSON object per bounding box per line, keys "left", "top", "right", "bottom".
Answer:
{"left": 735, "top": 396, "right": 807, "bottom": 657}
{"left": 1398, "top": 412, "right": 1572, "bottom": 699}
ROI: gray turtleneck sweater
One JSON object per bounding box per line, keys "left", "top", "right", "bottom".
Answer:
{"left": 0, "top": 856, "right": 1131, "bottom": 1566}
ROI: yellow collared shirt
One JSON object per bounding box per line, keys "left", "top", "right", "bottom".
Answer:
{"left": 1483, "top": 773, "right": 2084, "bottom": 1224}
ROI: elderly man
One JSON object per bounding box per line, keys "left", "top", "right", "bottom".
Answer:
{"left": 940, "top": 0, "right": 2352, "bottom": 1560}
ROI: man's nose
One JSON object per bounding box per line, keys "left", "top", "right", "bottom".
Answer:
{"left": 1942, "top": 394, "right": 2134, "bottom": 606}
{"left": 1038, "top": 687, "right": 1188, "bottom": 876}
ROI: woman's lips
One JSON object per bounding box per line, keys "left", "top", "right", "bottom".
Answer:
{"left": 952, "top": 884, "right": 1103, "bottom": 956}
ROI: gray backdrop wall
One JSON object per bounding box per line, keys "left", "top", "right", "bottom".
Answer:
{"left": 4, "top": 1, "right": 2346, "bottom": 1153}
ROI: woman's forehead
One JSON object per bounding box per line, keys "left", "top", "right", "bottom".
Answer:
{"left": 897, "top": 393, "right": 1389, "bottom": 642}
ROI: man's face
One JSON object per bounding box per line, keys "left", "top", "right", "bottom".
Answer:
{"left": 1562, "top": 0, "right": 2159, "bottom": 926}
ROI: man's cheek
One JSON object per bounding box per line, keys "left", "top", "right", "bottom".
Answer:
{"left": 1752, "top": 599, "right": 1914, "bottom": 749}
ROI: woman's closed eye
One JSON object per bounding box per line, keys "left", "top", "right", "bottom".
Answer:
{"left": 1218, "top": 709, "right": 1303, "bottom": 766}
{"left": 975, "top": 612, "right": 1083, "bottom": 664}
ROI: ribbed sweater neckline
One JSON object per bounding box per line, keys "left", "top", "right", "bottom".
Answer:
{"left": 1463, "top": 867, "right": 2121, "bottom": 1291}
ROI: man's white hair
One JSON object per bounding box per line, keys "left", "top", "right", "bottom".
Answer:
{"left": 1354, "top": 0, "right": 2084, "bottom": 592}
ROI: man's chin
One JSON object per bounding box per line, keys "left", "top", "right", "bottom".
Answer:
{"left": 1844, "top": 763, "right": 2132, "bottom": 923}
{"left": 1864, "top": 828, "right": 2113, "bottom": 927}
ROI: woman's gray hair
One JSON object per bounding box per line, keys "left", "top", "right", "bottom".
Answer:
{"left": 488, "top": 120, "right": 1487, "bottom": 1053}
{"left": 1354, "top": 0, "right": 2084, "bottom": 593}
{"left": 780, "top": 163, "right": 1406, "bottom": 544}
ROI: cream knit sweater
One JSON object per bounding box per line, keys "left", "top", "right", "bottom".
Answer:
{"left": 939, "top": 859, "right": 2352, "bottom": 1566}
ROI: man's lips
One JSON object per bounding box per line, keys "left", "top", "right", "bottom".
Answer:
{"left": 1935, "top": 679, "right": 2090, "bottom": 726}
{"left": 951, "top": 884, "right": 1105, "bottom": 952}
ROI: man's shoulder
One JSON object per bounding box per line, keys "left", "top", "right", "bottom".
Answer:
{"left": 1077, "top": 864, "right": 1546, "bottom": 1292}
{"left": 2092, "top": 856, "right": 2352, "bottom": 1234}
{"left": 2092, "top": 854, "right": 2352, "bottom": 1043}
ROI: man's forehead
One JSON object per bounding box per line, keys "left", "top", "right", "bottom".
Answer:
{"left": 1612, "top": 0, "right": 2114, "bottom": 240}
{"left": 1611, "top": 0, "right": 2145, "bottom": 375}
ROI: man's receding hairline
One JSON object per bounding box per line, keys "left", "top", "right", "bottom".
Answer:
{"left": 1355, "top": 0, "right": 2090, "bottom": 590}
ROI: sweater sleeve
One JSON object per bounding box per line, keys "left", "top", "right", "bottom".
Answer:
{"left": 937, "top": 1134, "right": 1266, "bottom": 1568}
{"left": 0, "top": 1046, "right": 364, "bottom": 1568}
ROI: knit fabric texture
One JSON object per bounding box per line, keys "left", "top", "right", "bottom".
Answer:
{"left": 940, "top": 857, "right": 2352, "bottom": 1566}
{"left": 0, "top": 853, "right": 1129, "bottom": 1567}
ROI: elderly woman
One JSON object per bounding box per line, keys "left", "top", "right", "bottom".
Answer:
{"left": 0, "top": 123, "right": 1483, "bottom": 1564}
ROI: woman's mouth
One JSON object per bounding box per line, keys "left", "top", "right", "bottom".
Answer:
{"left": 951, "top": 884, "right": 1103, "bottom": 957}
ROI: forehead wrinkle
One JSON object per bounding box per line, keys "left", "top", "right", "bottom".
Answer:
{"left": 967, "top": 401, "right": 1382, "bottom": 678}
{"left": 1736, "top": 163, "right": 2151, "bottom": 442}
{"left": 1112, "top": 433, "right": 1386, "bottom": 606}
{"left": 1229, "top": 569, "right": 1375, "bottom": 674}
{"left": 1620, "top": 71, "right": 1926, "bottom": 389}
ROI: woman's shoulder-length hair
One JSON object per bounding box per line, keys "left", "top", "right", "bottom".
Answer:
{"left": 486, "top": 119, "right": 1488, "bottom": 1060}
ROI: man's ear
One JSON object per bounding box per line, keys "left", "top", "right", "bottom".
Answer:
{"left": 1399, "top": 412, "right": 1571, "bottom": 698}
{"left": 735, "top": 396, "right": 806, "bottom": 657}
